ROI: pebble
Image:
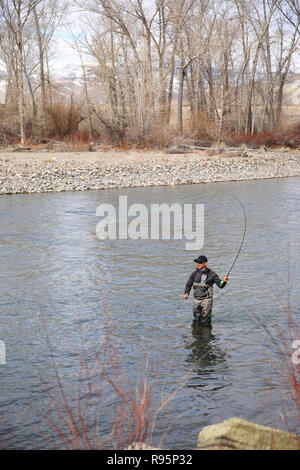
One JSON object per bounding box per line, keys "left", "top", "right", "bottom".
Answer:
{"left": 0, "top": 152, "right": 299, "bottom": 194}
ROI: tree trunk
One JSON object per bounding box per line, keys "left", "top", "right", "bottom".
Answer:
{"left": 17, "top": 27, "right": 25, "bottom": 145}
{"left": 33, "top": 7, "right": 47, "bottom": 137}
{"left": 177, "top": 56, "right": 186, "bottom": 135}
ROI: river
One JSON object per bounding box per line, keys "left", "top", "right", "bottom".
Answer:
{"left": 0, "top": 177, "right": 299, "bottom": 449}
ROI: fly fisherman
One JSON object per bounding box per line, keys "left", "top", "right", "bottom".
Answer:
{"left": 184, "top": 256, "right": 229, "bottom": 323}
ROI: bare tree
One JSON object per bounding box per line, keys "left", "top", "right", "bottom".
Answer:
{"left": 32, "top": 0, "right": 66, "bottom": 137}
{"left": 1, "top": 0, "right": 299, "bottom": 145}
{"left": 0, "top": 0, "right": 42, "bottom": 144}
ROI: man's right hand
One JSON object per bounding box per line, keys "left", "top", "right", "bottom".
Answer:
{"left": 184, "top": 294, "right": 189, "bottom": 300}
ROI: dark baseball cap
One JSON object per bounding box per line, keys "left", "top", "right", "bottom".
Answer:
{"left": 194, "top": 255, "right": 208, "bottom": 263}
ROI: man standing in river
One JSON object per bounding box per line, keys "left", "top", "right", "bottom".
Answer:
{"left": 184, "top": 256, "right": 229, "bottom": 323}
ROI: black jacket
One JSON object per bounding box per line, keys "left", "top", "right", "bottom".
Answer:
{"left": 184, "top": 267, "right": 227, "bottom": 299}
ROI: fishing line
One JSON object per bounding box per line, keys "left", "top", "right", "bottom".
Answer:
{"left": 175, "top": 189, "right": 247, "bottom": 276}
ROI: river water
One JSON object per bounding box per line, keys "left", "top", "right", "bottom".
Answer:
{"left": 0, "top": 177, "right": 299, "bottom": 449}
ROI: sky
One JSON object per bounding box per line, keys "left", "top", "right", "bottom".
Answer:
{"left": 49, "top": 7, "right": 93, "bottom": 77}
{"left": 51, "top": 4, "right": 300, "bottom": 77}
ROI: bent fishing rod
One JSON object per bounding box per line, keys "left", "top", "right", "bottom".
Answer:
{"left": 221, "top": 191, "right": 247, "bottom": 277}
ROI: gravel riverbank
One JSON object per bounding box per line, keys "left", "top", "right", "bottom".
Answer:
{"left": 0, "top": 149, "right": 300, "bottom": 194}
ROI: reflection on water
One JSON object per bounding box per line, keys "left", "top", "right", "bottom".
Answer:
{"left": 184, "top": 322, "right": 226, "bottom": 373}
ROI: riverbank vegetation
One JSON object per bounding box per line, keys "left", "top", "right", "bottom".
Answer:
{"left": 1, "top": 0, "right": 300, "bottom": 149}
{"left": 262, "top": 270, "right": 300, "bottom": 435}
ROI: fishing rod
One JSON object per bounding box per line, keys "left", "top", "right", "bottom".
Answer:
{"left": 221, "top": 191, "right": 247, "bottom": 276}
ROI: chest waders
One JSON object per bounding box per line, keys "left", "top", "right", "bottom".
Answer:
{"left": 192, "top": 273, "right": 213, "bottom": 323}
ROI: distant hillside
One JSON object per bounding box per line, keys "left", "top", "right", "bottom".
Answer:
{"left": 1, "top": 65, "right": 300, "bottom": 126}
{"left": 283, "top": 73, "right": 300, "bottom": 105}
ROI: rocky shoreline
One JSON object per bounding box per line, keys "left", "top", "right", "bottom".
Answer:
{"left": 0, "top": 149, "right": 300, "bottom": 195}
{"left": 129, "top": 417, "right": 300, "bottom": 450}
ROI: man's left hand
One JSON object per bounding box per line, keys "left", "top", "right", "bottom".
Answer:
{"left": 223, "top": 275, "right": 229, "bottom": 283}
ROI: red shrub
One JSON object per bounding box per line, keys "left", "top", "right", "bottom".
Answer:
{"left": 226, "top": 127, "right": 300, "bottom": 149}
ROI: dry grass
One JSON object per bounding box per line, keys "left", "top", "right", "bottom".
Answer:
{"left": 36, "top": 313, "right": 182, "bottom": 450}
{"left": 2, "top": 97, "right": 300, "bottom": 151}
{"left": 263, "top": 301, "right": 300, "bottom": 433}
{"left": 251, "top": 250, "right": 300, "bottom": 438}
